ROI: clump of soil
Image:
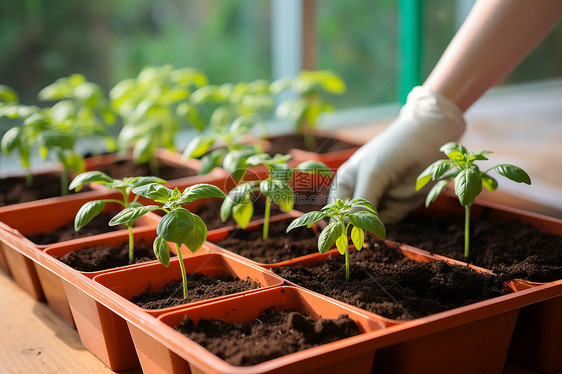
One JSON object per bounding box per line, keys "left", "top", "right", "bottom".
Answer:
{"left": 273, "top": 238, "right": 507, "bottom": 320}
{"left": 131, "top": 274, "right": 260, "bottom": 310}
{"left": 58, "top": 242, "right": 156, "bottom": 272}
{"left": 214, "top": 220, "right": 319, "bottom": 263}
{"left": 175, "top": 307, "right": 360, "bottom": 366}
{"left": 195, "top": 198, "right": 284, "bottom": 230}
{"left": 267, "top": 134, "right": 358, "bottom": 155}
{"left": 0, "top": 173, "right": 84, "bottom": 207}
{"left": 26, "top": 213, "right": 126, "bottom": 245}
{"left": 95, "top": 159, "right": 198, "bottom": 181}
{"left": 386, "top": 214, "right": 562, "bottom": 283}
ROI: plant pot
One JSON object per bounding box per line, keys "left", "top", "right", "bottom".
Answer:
{"left": 127, "top": 285, "right": 386, "bottom": 374}
{"left": 37, "top": 227, "right": 171, "bottom": 328}
{"left": 271, "top": 241, "right": 528, "bottom": 373}
{"left": 206, "top": 212, "right": 327, "bottom": 267}
{"left": 386, "top": 192, "right": 562, "bottom": 373}
{"left": 0, "top": 190, "right": 159, "bottom": 301}
{"left": 58, "top": 252, "right": 283, "bottom": 371}
{"left": 0, "top": 243, "right": 10, "bottom": 276}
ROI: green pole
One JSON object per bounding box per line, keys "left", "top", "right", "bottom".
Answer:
{"left": 399, "top": 0, "right": 423, "bottom": 104}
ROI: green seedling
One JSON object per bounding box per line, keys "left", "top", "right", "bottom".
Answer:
{"left": 416, "top": 142, "right": 531, "bottom": 258}
{"left": 70, "top": 171, "right": 166, "bottom": 264}
{"left": 0, "top": 85, "right": 40, "bottom": 186}
{"left": 111, "top": 65, "right": 208, "bottom": 175}
{"left": 220, "top": 153, "right": 333, "bottom": 240}
{"left": 287, "top": 198, "right": 385, "bottom": 281}
{"left": 184, "top": 80, "right": 274, "bottom": 179}
{"left": 113, "top": 183, "right": 226, "bottom": 299}
{"left": 271, "top": 70, "right": 346, "bottom": 150}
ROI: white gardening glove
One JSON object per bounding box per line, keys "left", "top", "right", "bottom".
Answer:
{"left": 330, "top": 86, "right": 466, "bottom": 223}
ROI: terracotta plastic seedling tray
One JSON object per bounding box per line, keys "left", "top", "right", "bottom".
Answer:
{"left": 410, "top": 192, "right": 562, "bottom": 373}
{"left": 127, "top": 285, "right": 386, "bottom": 374}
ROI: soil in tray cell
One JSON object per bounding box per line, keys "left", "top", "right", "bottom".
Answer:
{"left": 0, "top": 173, "right": 85, "bottom": 207}
{"left": 214, "top": 220, "right": 319, "bottom": 264}
{"left": 386, "top": 215, "right": 562, "bottom": 283}
{"left": 131, "top": 273, "right": 260, "bottom": 310}
{"left": 26, "top": 213, "right": 125, "bottom": 245}
{"left": 95, "top": 159, "right": 198, "bottom": 181}
{"left": 196, "top": 198, "right": 284, "bottom": 230}
{"left": 57, "top": 242, "right": 156, "bottom": 272}
{"left": 267, "top": 134, "right": 357, "bottom": 156}
{"left": 175, "top": 307, "right": 360, "bottom": 366}
{"left": 273, "top": 238, "right": 507, "bottom": 321}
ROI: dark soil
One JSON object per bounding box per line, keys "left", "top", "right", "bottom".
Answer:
{"left": 273, "top": 238, "right": 507, "bottom": 320}
{"left": 195, "top": 198, "right": 284, "bottom": 230}
{"left": 293, "top": 186, "right": 332, "bottom": 213}
{"left": 386, "top": 214, "right": 562, "bottom": 283}
{"left": 0, "top": 173, "right": 84, "bottom": 207}
{"left": 25, "top": 213, "right": 125, "bottom": 245}
{"left": 131, "top": 273, "right": 260, "bottom": 310}
{"left": 175, "top": 307, "right": 360, "bottom": 366}
{"left": 213, "top": 220, "right": 319, "bottom": 264}
{"left": 267, "top": 134, "right": 357, "bottom": 155}
{"left": 95, "top": 159, "right": 198, "bottom": 181}
{"left": 58, "top": 242, "right": 156, "bottom": 272}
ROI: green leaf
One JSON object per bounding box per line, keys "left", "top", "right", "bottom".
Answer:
{"left": 182, "top": 135, "right": 215, "bottom": 160}
{"left": 270, "top": 163, "right": 293, "bottom": 182}
{"left": 1, "top": 127, "right": 21, "bottom": 155}
{"left": 153, "top": 236, "right": 170, "bottom": 267}
{"left": 493, "top": 164, "right": 531, "bottom": 185}
{"left": 260, "top": 179, "right": 294, "bottom": 212}
{"left": 173, "top": 184, "right": 226, "bottom": 206}
{"left": 199, "top": 148, "right": 225, "bottom": 175}
{"left": 157, "top": 208, "right": 195, "bottom": 245}
{"left": 0, "top": 85, "right": 19, "bottom": 102}
{"left": 336, "top": 234, "right": 348, "bottom": 255}
{"left": 433, "top": 160, "right": 453, "bottom": 180}
{"left": 416, "top": 160, "right": 440, "bottom": 191}
{"left": 132, "top": 183, "right": 172, "bottom": 202}
{"left": 69, "top": 171, "right": 114, "bottom": 191}
{"left": 39, "top": 131, "right": 75, "bottom": 150}
{"left": 318, "top": 221, "right": 344, "bottom": 254}
{"left": 109, "top": 205, "right": 160, "bottom": 226}
{"left": 286, "top": 211, "right": 327, "bottom": 232}
{"left": 132, "top": 136, "right": 152, "bottom": 164}
{"left": 221, "top": 182, "right": 256, "bottom": 222}
{"left": 440, "top": 142, "right": 467, "bottom": 156}
{"left": 130, "top": 176, "right": 167, "bottom": 188}
{"left": 350, "top": 198, "right": 379, "bottom": 215}
{"left": 74, "top": 200, "right": 105, "bottom": 231}
{"left": 454, "top": 168, "right": 482, "bottom": 207}
{"left": 222, "top": 147, "right": 256, "bottom": 176}
{"left": 232, "top": 198, "right": 253, "bottom": 229}
{"left": 349, "top": 211, "right": 386, "bottom": 239}
{"left": 481, "top": 174, "right": 498, "bottom": 191}
{"left": 294, "top": 160, "right": 333, "bottom": 177}
{"left": 425, "top": 180, "right": 449, "bottom": 207}
{"left": 246, "top": 153, "right": 272, "bottom": 166}
{"left": 183, "top": 214, "right": 207, "bottom": 253}
{"left": 351, "top": 226, "right": 365, "bottom": 251}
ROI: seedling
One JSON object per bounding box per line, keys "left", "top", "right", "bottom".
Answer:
{"left": 113, "top": 183, "right": 226, "bottom": 299}
{"left": 111, "top": 65, "right": 208, "bottom": 175}
{"left": 220, "top": 153, "right": 333, "bottom": 240}
{"left": 184, "top": 80, "right": 274, "bottom": 179}
{"left": 70, "top": 171, "right": 166, "bottom": 264}
{"left": 271, "top": 70, "right": 346, "bottom": 150}
{"left": 416, "top": 142, "right": 531, "bottom": 258}
{"left": 286, "top": 198, "right": 386, "bottom": 281}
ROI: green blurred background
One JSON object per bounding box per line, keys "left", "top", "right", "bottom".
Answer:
{"left": 1, "top": 0, "right": 562, "bottom": 108}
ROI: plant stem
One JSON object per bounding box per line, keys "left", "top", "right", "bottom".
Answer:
{"left": 175, "top": 243, "right": 188, "bottom": 299}
{"left": 345, "top": 248, "right": 350, "bottom": 281}
{"left": 127, "top": 225, "right": 134, "bottom": 264}
{"left": 25, "top": 170, "right": 33, "bottom": 187}
{"left": 464, "top": 204, "right": 471, "bottom": 258}
{"left": 149, "top": 154, "right": 159, "bottom": 177}
{"left": 263, "top": 196, "right": 271, "bottom": 240}
{"left": 60, "top": 165, "right": 68, "bottom": 196}
{"left": 304, "top": 131, "right": 316, "bottom": 151}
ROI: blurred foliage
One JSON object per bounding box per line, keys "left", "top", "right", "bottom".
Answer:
{"left": 1, "top": 0, "right": 561, "bottom": 114}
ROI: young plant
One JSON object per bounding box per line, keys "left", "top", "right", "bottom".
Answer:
{"left": 416, "top": 142, "right": 532, "bottom": 258}
{"left": 220, "top": 153, "right": 333, "bottom": 240}
{"left": 113, "top": 183, "right": 226, "bottom": 299}
{"left": 70, "top": 171, "right": 166, "bottom": 264}
{"left": 271, "top": 70, "right": 346, "bottom": 150}
{"left": 286, "top": 198, "right": 386, "bottom": 281}
{"left": 184, "top": 80, "right": 275, "bottom": 179}
{"left": 111, "top": 66, "right": 208, "bottom": 175}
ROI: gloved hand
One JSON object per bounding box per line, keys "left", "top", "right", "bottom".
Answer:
{"left": 330, "top": 86, "right": 466, "bottom": 223}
